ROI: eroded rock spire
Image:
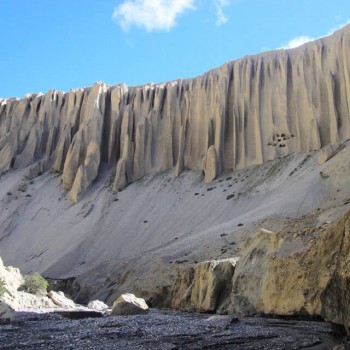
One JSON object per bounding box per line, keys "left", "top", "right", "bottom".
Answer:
{"left": 1, "top": 25, "right": 350, "bottom": 201}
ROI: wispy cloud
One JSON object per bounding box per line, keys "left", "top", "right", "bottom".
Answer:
{"left": 281, "top": 20, "right": 350, "bottom": 50}
{"left": 215, "top": 0, "right": 231, "bottom": 26}
{"left": 282, "top": 36, "right": 315, "bottom": 49}
{"left": 113, "top": 0, "right": 195, "bottom": 32}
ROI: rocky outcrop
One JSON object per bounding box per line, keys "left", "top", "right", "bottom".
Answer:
{"left": 1, "top": 25, "right": 350, "bottom": 199}
{"left": 229, "top": 210, "right": 350, "bottom": 333}
{"left": 320, "top": 213, "right": 350, "bottom": 334}
{"left": 111, "top": 293, "right": 149, "bottom": 315}
{"left": 230, "top": 228, "right": 323, "bottom": 316}
{"left": 0, "top": 256, "right": 23, "bottom": 298}
{"left": 166, "top": 207, "right": 350, "bottom": 333}
{"left": 0, "top": 257, "right": 76, "bottom": 311}
{"left": 5, "top": 291, "right": 57, "bottom": 310}
{"left": 169, "top": 258, "right": 239, "bottom": 313}
{"left": 0, "top": 257, "right": 54, "bottom": 310}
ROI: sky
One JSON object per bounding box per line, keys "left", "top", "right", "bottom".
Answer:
{"left": 1, "top": 0, "right": 350, "bottom": 98}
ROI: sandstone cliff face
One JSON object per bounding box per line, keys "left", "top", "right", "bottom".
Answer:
{"left": 229, "top": 210, "right": 350, "bottom": 332}
{"left": 165, "top": 208, "right": 350, "bottom": 332}
{"left": 1, "top": 26, "right": 350, "bottom": 200}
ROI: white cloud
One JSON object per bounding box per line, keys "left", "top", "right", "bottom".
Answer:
{"left": 282, "top": 36, "right": 315, "bottom": 49}
{"left": 215, "top": 0, "right": 231, "bottom": 26}
{"left": 281, "top": 20, "right": 350, "bottom": 50}
{"left": 113, "top": 0, "right": 195, "bottom": 32}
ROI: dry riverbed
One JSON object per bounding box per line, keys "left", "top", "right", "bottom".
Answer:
{"left": 0, "top": 309, "right": 349, "bottom": 349}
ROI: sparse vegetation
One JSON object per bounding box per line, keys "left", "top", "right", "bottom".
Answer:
{"left": 22, "top": 273, "right": 48, "bottom": 295}
{"left": 0, "top": 277, "right": 6, "bottom": 297}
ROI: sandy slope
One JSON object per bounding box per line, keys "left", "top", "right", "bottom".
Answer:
{"left": 0, "top": 142, "right": 349, "bottom": 303}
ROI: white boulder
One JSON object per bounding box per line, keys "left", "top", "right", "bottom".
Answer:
{"left": 87, "top": 300, "right": 109, "bottom": 311}
{"left": 48, "top": 291, "right": 76, "bottom": 309}
{"left": 111, "top": 293, "right": 149, "bottom": 316}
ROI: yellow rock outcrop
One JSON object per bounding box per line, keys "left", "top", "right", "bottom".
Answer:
{"left": 229, "top": 210, "right": 350, "bottom": 333}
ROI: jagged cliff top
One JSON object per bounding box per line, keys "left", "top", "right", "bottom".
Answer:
{"left": 1, "top": 21, "right": 350, "bottom": 202}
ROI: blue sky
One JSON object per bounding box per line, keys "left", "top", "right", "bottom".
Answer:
{"left": 1, "top": 0, "right": 350, "bottom": 98}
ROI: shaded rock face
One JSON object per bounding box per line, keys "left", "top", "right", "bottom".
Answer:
{"left": 169, "top": 258, "right": 239, "bottom": 313}
{"left": 320, "top": 213, "right": 350, "bottom": 333}
{"left": 1, "top": 26, "right": 350, "bottom": 199}
{"left": 0, "top": 301, "right": 16, "bottom": 321}
{"left": 229, "top": 210, "right": 350, "bottom": 333}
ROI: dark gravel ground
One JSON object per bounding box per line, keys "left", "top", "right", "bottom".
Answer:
{"left": 0, "top": 309, "right": 349, "bottom": 349}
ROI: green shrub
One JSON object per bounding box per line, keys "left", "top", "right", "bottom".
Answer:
{"left": 0, "top": 277, "right": 6, "bottom": 297}
{"left": 23, "top": 273, "right": 48, "bottom": 295}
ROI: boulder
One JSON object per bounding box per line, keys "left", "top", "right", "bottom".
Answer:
{"left": 87, "top": 300, "right": 109, "bottom": 311}
{"left": 111, "top": 293, "right": 149, "bottom": 316}
{"left": 48, "top": 291, "right": 76, "bottom": 309}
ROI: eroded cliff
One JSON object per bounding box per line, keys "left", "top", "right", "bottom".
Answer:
{"left": 1, "top": 25, "right": 350, "bottom": 200}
